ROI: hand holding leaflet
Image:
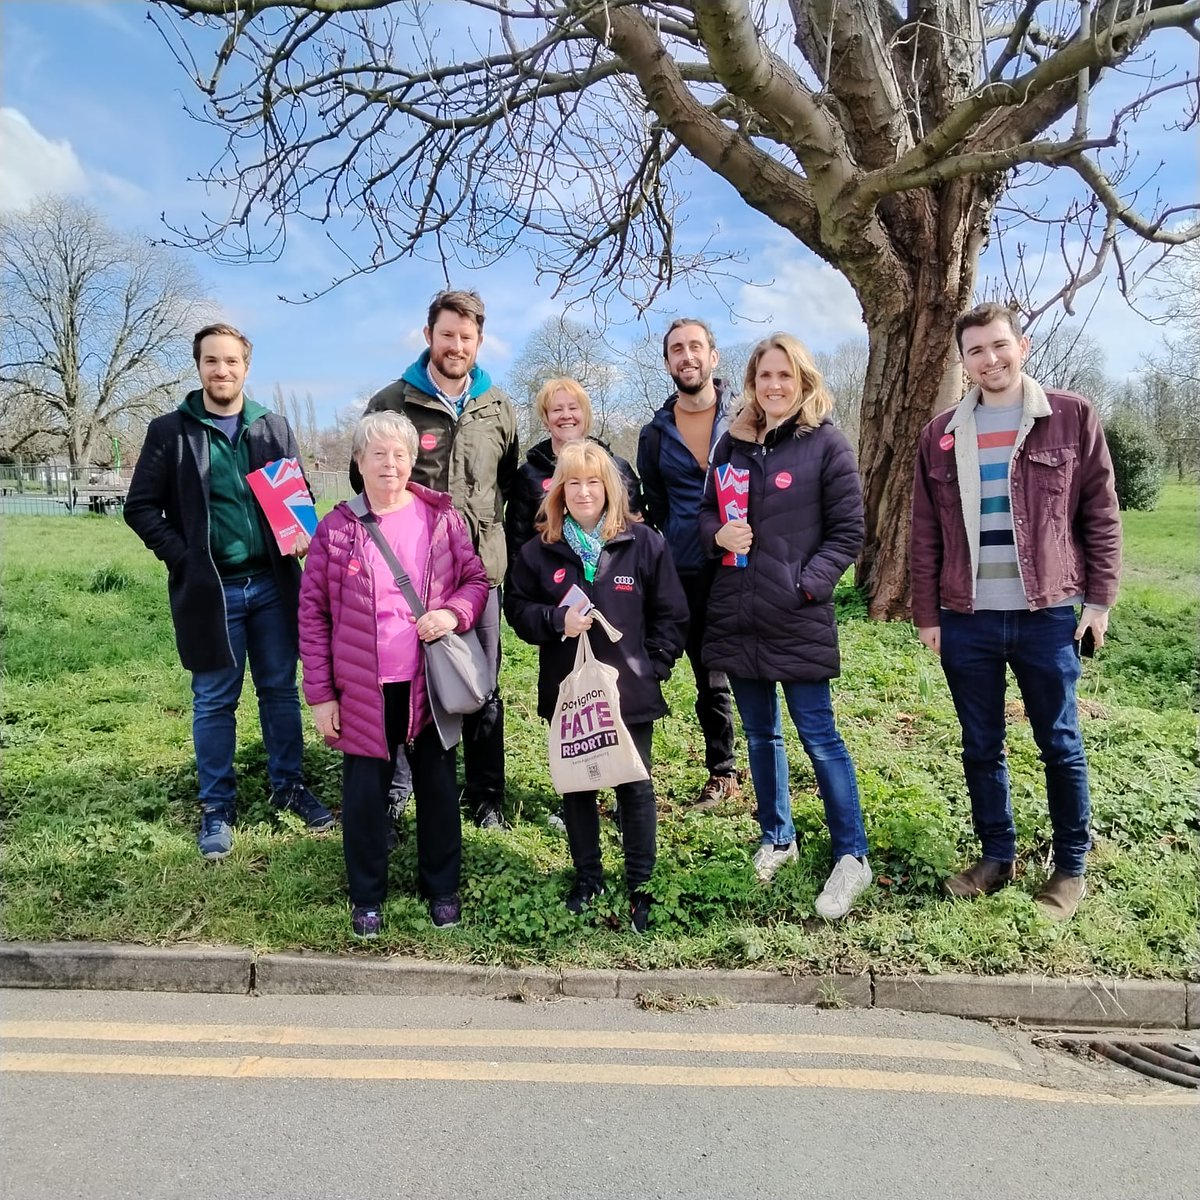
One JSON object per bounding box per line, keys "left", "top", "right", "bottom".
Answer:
{"left": 246, "top": 458, "right": 318, "bottom": 555}
{"left": 558, "top": 583, "right": 622, "bottom": 642}
{"left": 714, "top": 463, "right": 750, "bottom": 567}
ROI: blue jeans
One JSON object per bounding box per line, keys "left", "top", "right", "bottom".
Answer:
{"left": 190, "top": 573, "right": 305, "bottom": 813}
{"left": 939, "top": 607, "right": 1091, "bottom": 875}
{"left": 729, "top": 677, "right": 868, "bottom": 859}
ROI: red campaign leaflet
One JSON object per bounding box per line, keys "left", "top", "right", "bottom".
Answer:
{"left": 714, "top": 463, "right": 749, "bottom": 567}
{"left": 246, "top": 457, "right": 318, "bottom": 554}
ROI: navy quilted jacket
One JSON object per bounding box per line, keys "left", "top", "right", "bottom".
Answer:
{"left": 699, "top": 416, "right": 864, "bottom": 682}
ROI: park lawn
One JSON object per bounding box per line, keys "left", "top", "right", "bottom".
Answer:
{"left": 1, "top": 485, "right": 1196, "bottom": 977}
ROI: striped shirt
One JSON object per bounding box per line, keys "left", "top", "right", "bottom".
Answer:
{"left": 974, "top": 402, "right": 1027, "bottom": 610}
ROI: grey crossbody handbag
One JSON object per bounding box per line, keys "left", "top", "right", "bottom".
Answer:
{"left": 358, "top": 509, "right": 493, "bottom": 715}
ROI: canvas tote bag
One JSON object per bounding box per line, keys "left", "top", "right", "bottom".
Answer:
{"left": 549, "top": 633, "right": 649, "bottom": 794}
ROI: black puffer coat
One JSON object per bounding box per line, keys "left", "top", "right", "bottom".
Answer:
{"left": 699, "top": 416, "right": 864, "bottom": 682}
{"left": 504, "top": 522, "right": 688, "bottom": 725}
{"left": 504, "top": 437, "right": 642, "bottom": 572}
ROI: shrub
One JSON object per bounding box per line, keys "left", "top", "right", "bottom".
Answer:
{"left": 1104, "top": 415, "right": 1163, "bottom": 511}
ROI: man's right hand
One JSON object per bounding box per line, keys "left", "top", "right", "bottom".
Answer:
{"left": 917, "top": 626, "right": 941, "bottom": 656}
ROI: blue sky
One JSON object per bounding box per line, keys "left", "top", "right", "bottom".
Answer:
{"left": 1, "top": 1, "right": 1191, "bottom": 424}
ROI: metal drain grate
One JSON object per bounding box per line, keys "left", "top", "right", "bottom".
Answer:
{"left": 1041, "top": 1036, "right": 1200, "bottom": 1094}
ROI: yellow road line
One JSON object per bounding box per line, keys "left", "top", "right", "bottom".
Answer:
{"left": 3, "top": 1051, "right": 1194, "bottom": 1106}
{"left": 0, "top": 1021, "right": 1021, "bottom": 1069}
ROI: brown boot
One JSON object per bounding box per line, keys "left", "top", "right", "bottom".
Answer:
{"left": 1035, "top": 871, "right": 1087, "bottom": 922}
{"left": 943, "top": 858, "right": 1016, "bottom": 898}
{"left": 692, "top": 773, "right": 742, "bottom": 810}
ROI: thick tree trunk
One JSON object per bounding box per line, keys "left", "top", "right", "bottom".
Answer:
{"left": 851, "top": 189, "right": 985, "bottom": 620}
{"left": 856, "top": 297, "right": 962, "bottom": 619}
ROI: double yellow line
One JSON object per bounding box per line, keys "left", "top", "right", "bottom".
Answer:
{"left": 2, "top": 1021, "right": 1193, "bottom": 1106}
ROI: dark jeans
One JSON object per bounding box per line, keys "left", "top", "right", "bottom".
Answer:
{"left": 940, "top": 607, "right": 1091, "bottom": 876}
{"left": 190, "top": 573, "right": 304, "bottom": 813}
{"left": 561, "top": 722, "right": 656, "bottom": 892}
{"left": 679, "top": 568, "right": 736, "bottom": 777}
{"left": 342, "top": 682, "right": 461, "bottom": 906}
{"left": 461, "top": 586, "right": 506, "bottom": 815}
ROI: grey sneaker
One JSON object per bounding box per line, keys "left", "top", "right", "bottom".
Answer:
{"left": 815, "top": 854, "right": 872, "bottom": 919}
{"left": 197, "top": 809, "right": 233, "bottom": 860}
{"left": 752, "top": 841, "right": 798, "bottom": 883}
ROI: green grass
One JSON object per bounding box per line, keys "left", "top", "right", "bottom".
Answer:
{"left": 2, "top": 485, "right": 1197, "bottom": 977}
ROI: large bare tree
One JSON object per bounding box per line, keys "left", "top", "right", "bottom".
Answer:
{"left": 150, "top": 0, "right": 1199, "bottom": 615}
{"left": 0, "top": 196, "right": 211, "bottom": 467}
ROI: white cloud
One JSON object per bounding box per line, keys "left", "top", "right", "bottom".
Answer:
{"left": 732, "top": 249, "right": 865, "bottom": 348}
{"left": 0, "top": 108, "right": 87, "bottom": 211}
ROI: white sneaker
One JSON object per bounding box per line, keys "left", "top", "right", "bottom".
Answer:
{"left": 815, "top": 854, "right": 872, "bottom": 919}
{"left": 752, "top": 841, "right": 798, "bottom": 883}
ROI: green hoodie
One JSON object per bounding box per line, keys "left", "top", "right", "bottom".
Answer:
{"left": 181, "top": 390, "right": 271, "bottom": 577}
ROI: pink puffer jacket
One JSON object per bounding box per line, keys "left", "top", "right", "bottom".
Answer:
{"left": 298, "top": 483, "right": 488, "bottom": 759}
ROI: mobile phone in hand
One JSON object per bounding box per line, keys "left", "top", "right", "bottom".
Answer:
{"left": 1078, "top": 627, "right": 1095, "bottom": 658}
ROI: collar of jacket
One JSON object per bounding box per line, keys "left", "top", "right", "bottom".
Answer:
{"left": 729, "top": 409, "right": 825, "bottom": 445}
{"left": 945, "top": 373, "right": 1051, "bottom": 434}
{"left": 180, "top": 389, "right": 270, "bottom": 426}
{"left": 344, "top": 480, "right": 456, "bottom": 522}
{"left": 543, "top": 524, "right": 636, "bottom": 559}
{"left": 526, "top": 435, "right": 615, "bottom": 471}
{"left": 399, "top": 351, "right": 495, "bottom": 402}
{"left": 663, "top": 376, "right": 733, "bottom": 419}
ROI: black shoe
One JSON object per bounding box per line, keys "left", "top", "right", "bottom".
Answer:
{"left": 271, "top": 784, "right": 335, "bottom": 831}
{"left": 475, "top": 805, "right": 508, "bottom": 831}
{"left": 630, "top": 890, "right": 652, "bottom": 935}
{"left": 566, "top": 878, "right": 604, "bottom": 915}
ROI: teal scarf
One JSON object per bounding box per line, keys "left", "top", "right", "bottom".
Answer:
{"left": 563, "top": 513, "right": 606, "bottom": 582}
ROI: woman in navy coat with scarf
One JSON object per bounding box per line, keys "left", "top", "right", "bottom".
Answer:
{"left": 699, "top": 333, "right": 872, "bottom": 919}
{"left": 505, "top": 439, "right": 687, "bottom": 933}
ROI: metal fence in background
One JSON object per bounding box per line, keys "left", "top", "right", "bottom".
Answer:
{"left": 0, "top": 465, "right": 355, "bottom": 518}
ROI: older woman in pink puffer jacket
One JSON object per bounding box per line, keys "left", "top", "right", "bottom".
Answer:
{"left": 299, "top": 411, "right": 487, "bottom": 939}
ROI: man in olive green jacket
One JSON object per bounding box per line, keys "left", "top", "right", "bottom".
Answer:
{"left": 359, "top": 290, "right": 519, "bottom": 828}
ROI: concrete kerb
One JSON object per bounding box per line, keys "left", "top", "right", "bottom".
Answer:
{"left": 874, "top": 972, "right": 1190, "bottom": 1029}
{"left": 0, "top": 941, "right": 252, "bottom": 994}
{"left": 0, "top": 943, "right": 1194, "bottom": 1028}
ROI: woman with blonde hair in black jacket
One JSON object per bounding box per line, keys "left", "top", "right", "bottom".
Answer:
{"left": 699, "top": 333, "right": 871, "bottom": 919}
{"left": 506, "top": 439, "right": 687, "bottom": 933}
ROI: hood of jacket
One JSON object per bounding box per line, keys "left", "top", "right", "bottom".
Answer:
{"left": 400, "top": 352, "right": 494, "bottom": 401}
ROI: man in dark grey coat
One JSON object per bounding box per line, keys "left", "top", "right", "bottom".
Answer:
{"left": 125, "top": 323, "right": 333, "bottom": 860}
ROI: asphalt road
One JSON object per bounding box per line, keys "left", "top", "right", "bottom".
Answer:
{"left": 2, "top": 988, "right": 1195, "bottom": 1200}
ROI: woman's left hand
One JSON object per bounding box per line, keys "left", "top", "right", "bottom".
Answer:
{"left": 416, "top": 607, "right": 458, "bottom": 642}
{"left": 289, "top": 529, "right": 312, "bottom": 559}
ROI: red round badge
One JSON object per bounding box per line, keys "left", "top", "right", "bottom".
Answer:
{"left": 542, "top": 478, "right": 552, "bottom": 492}
{"left": 420, "top": 432, "right": 438, "bottom": 451}
{"left": 348, "top": 559, "right": 361, "bottom": 576}
{"left": 939, "top": 433, "right": 955, "bottom": 451}
{"left": 774, "top": 471, "right": 792, "bottom": 489}
{"left": 553, "top": 568, "right": 566, "bottom": 584}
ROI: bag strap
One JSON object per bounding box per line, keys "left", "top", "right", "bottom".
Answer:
{"left": 357, "top": 506, "right": 428, "bottom": 618}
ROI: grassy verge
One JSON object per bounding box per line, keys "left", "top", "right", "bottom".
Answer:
{"left": 2, "top": 485, "right": 1197, "bottom": 977}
